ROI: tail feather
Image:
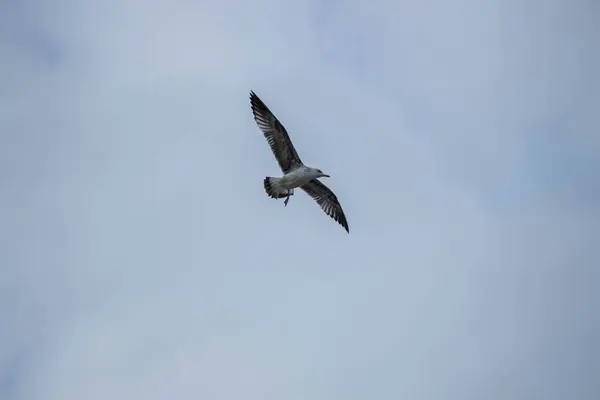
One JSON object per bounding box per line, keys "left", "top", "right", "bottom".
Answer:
{"left": 264, "top": 177, "right": 291, "bottom": 199}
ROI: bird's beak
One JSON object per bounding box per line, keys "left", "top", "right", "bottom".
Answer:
{"left": 323, "top": 174, "right": 330, "bottom": 178}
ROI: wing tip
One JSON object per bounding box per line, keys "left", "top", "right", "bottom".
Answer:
{"left": 249, "top": 90, "right": 267, "bottom": 115}
{"left": 332, "top": 205, "right": 350, "bottom": 233}
{"left": 340, "top": 215, "right": 350, "bottom": 233}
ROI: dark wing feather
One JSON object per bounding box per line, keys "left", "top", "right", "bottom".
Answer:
{"left": 301, "top": 179, "right": 349, "bottom": 233}
{"left": 250, "top": 91, "right": 303, "bottom": 173}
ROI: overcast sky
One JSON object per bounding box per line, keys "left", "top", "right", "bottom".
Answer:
{"left": 1, "top": 0, "right": 599, "bottom": 399}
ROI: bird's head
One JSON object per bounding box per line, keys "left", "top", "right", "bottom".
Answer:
{"left": 313, "top": 168, "right": 330, "bottom": 178}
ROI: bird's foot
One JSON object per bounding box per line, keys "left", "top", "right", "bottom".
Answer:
{"left": 284, "top": 189, "right": 294, "bottom": 206}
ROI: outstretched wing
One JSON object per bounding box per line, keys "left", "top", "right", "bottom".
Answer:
{"left": 250, "top": 91, "right": 303, "bottom": 173}
{"left": 301, "top": 179, "right": 349, "bottom": 233}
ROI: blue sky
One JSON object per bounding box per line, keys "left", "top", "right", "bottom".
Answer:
{"left": 1, "top": 1, "right": 599, "bottom": 399}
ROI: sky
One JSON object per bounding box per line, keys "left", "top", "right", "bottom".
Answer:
{"left": 1, "top": 0, "right": 599, "bottom": 399}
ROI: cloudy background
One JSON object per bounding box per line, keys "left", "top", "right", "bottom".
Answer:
{"left": 1, "top": 0, "right": 599, "bottom": 399}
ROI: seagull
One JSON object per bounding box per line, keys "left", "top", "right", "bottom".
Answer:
{"left": 249, "top": 90, "right": 349, "bottom": 233}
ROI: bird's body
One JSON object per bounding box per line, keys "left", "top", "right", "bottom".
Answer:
{"left": 280, "top": 165, "right": 323, "bottom": 189}
{"left": 249, "top": 91, "right": 349, "bottom": 233}
{"left": 267, "top": 165, "right": 325, "bottom": 192}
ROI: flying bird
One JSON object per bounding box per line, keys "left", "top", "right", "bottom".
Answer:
{"left": 249, "top": 90, "right": 349, "bottom": 233}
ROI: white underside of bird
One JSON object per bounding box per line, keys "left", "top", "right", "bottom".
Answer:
{"left": 264, "top": 165, "right": 330, "bottom": 206}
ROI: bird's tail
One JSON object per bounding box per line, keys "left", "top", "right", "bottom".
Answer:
{"left": 264, "top": 177, "right": 292, "bottom": 199}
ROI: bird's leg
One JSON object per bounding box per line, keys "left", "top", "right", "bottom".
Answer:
{"left": 284, "top": 189, "right": 293, "bottom": 206}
